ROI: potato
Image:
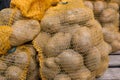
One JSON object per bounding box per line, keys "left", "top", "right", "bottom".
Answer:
{"left": 84, "top": 47, "right": 101, "bottom": 73}
{"left": 0, "top": 75, "right": 7, "bottom": 80}
{"left": 111, "top": 40, "right": 120, "bottom": 52}
{"left": 41, "top": 14, "right": 61, "bottom": 33}
{"left": 111, "top": 0, "right": 120, "bottom": 5}
{"left": 14, "top": 52, "right": 29, "bottom": 65}
{"left": 55, "top": 49, "right": 84, "bottom": 73}
{"left": 41, "top": 64, "right": 60, "bottom": 79}
{"left": 84, "top": 1, "right": 94, "bottom": 10}
{"left": 96, "top": 42, "right": 110, "bottom": 77}
{"left": 0, "top": 8, "right": 24, "bottom": 26}
{"left": 44, "top": 32, "right": 71, "bottom": 57}
{"left": 85, "top": 20, "right": 104, "bottom": 46}
{"left": 102, "top": 27, "right": 117, "bottom": 43}
{"left": 68, "top": 66, "right": 92, "bottom": 80}
{"left": 0, "top": 60, "right": 7, "bottom": 71}
{"left": 107, "top": 2, "right": 119, "bottom": 11}
{"left": 54, "top": 74, "right": 71, "bottom": 80}
{"left": 99, "top": 8, "right": 117, "bottom": 23}
{"left": 72, "top": 27, "right": 93, "bottom": 52}
{"left": 94, "top": 1, "right": 107, "bottom": 14}
{"left": 5, "top": 66, "right": 22, "bottom": 80}
{"left": 44, "top": 57, "right": 60, "bottom": 70}
{"left": 33, "top": 32, "right": 51, "bottom": 51}
{"left": 10, "top": 20, "right": 40, "bottom": 46}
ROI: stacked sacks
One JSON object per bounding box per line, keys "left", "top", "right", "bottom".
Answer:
{"left": 33, "top": 0, "right": 112, "bottom": 80}
{"left": 0, "top": 45, "right": 39, "bottom": 80}
{"left": 84, "top": 0, "right": 120, "bottom": 52}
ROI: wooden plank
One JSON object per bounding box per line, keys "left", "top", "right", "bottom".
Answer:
{"left": 97, "top": 68, "right": 120, "bottom": 80}
{"left": 109, "top": 55, "right": 120, "bottom": 67}
{"left": 111, "top": 51, "right": 120, "bottom": 55}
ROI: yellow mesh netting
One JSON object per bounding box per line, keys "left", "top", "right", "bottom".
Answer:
{"left": 10, "top": 0, "right": 60, "bottom": 20}
{"left": 0, "top": 26, "right": 12, "bottom": 55}
{"left": 0, "top": 8, "right": 17, "bottom": 55}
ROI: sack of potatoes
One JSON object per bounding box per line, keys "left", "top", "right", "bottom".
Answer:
{"left": 84, "top": 0, "right": 120, "bottom": 53}
{"left": 33, "top": 0, "right": 112, "bottom": 80}
{"left": 0, "top": 45, "right": 39, "bottom": 80}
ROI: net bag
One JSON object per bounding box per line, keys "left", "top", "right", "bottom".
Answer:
{"left": 0, "top": 46, "right": 31, "bottom": 80}
{"left": 10, "top": 0, "right": 60, "bottom": 20}
{"left": 84, "top": 0, "right": 120, "bottom": 53}
{"left": 33, "top": 0, "right": 111, "bottom": 80}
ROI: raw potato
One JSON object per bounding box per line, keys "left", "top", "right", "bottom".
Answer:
{"left": 99, "top": 8, "right": 117, "bottom": 23}
{"left": 111, "top": 40, "right": 120, "bottom": 52}
{"left": 68, "top": 66, "right": 91, "bottom": 80}
{"left": 55, "top": 49, "right": 84, "bottom": 73}
{"left": 10, "top": 20, "right": 40, "bottom": 46}
{"left": 84, "top": 47, "right": 101, "bottom": 73}
{"left": 111, "top": 0, "right": 120, "bottom": 5}
{"left": 107, "top": 3, "right": 119, "bottom": 11}
{"left": 33, "top": 32, "right": 51, "bottom": 51}
{"left": 0, "top": 60, "right": 7, "bottom": 71}
{"left": 5, "top": 66, "right": 22, "bottom": 80}
{"left": 94, "top": 1, "right": 107, "bottom": 14}
{"left": 84, "top": 1, "right": 94, "bottom": 10}
{"left": 41, "top": 64, "right": 60, "bottom": 79}
{"left": 0, "top": 75, "right": 7, "bottom": 80}
{"left": 0, "top": 8, "right": 23, "bottom": 26}
{"left": 27, "top": 69, "right": 39, "bottom": 80}
{"left": 54, "top": 74, "right": 71, "bottom": 80}
{"left": 72, "top": 27, "right": 93, "bottom": 52}
{"left": 45, "top": 32, "right": 71, "bottom": 57}
{"left": 14, "top": 52, "right": 29, "bottom": 65}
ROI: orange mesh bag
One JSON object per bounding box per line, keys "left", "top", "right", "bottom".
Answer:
{"left": 84, "top": 0, "right": 120, "bottom": 53}
{"left": 33, "top": 0, "right": 111, "bottom": 80}
{"left": 0, "top": 46, "right": 31, "bottom": 80}
{"left": 10, "top": 0, "right": 60, "bottom": 20}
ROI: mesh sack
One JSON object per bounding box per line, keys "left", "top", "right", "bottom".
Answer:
{"left": 10, "top": 0, "right": 60, "bottom": 20}
{"left": 84, "top": 0, "right": 120, "bottom": 52}
{"left": 0, "top": 8, "right": 17, "bottom": 55}
{"left": 33, "top": 0, "right": 111, "bottom": 80}
{"left": 0, "top": 46, "right": 31, "bottom": 80}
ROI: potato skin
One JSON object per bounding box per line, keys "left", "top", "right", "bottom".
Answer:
{"left": 44, "top": 32, "right": 71, "bottom": 57}
{"left": 0, "top": 76, "right": 7, "bottom": 80}
{"left": 55, "top": 49, "right": 84, "bottom": 73}
{"left": 0, "top": 60, "right": 7, "bottom": 71}
{"left": 10, "top": 20, "right": 40, "bottom": 46}
{"left": 72, "top": 27, "right": 93, "bottom": 52}
{"left": 54, "top": 74, "right": 71, "bottom": 80}
{"left": 5, "top": 66, "right": 22, "bottom": 80}
{"left": 84, "top": 1, "right": 94, "bottom": 10}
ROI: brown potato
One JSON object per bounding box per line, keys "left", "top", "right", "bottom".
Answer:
{"left": 94, "top": 1, "right": 107, "bottom": 14}
{"left": 27, "top": 69, "right": 39, "bottom": 80}
{"left": 5, "top": 66, "right": 22, "bottom": 80}
{"left": 41, "top": 64, "right": 60, "bottom": 79}
{"left": 111, "top": 40, "right": 120, "bottom": 52}
{"left": 0, "top": 8, "right": 24, "bottom": 26}
{"left": 84, "top": 1, "right": 94, "bottom": 10}
{"left": 10, "top": 20, "right": 40, "bottom": 46}
{"left": 45, "top": 32, "right": 71, "bottom": 57}
{"left": 55, "top": 49, "right": 84, "bottom": 73}
{"left": 99, "top": 8, "right": 117, "bottom": 23}
{"left": 14, "top": 52, "right": 29, "bottom": 65}
{"left": 54, "top": 74, "right": 71, "bottom": 80}
{"left": 84, "top": 47, "right": 101, "bottom": 73}
{"left": 68, "top": 66, "right": 92, "bottom": 80}
{"left": 72, "top": 27, "right": 93, "bottom": 52}
{"left": 33, "top": 32, "right": 51, "bottom": 51}
{"left": 107, "top": 3, "right": 119, "bottom": 11}
{"left": 111, "top": 0, "right": 120, "bottom": 5}
{"left": 0, "top": 60, "right": 7, "bottom": 71}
